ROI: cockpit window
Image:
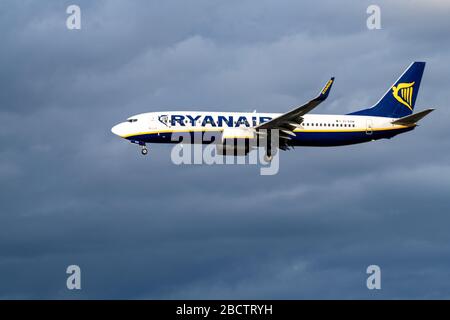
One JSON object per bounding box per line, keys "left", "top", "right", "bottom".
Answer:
{"left": 127, "top": 119, "right": 138, "bottom": 123}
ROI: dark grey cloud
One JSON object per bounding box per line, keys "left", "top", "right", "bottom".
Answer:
{"left": 0, "top": 0, "right": 450, "bottom": 299}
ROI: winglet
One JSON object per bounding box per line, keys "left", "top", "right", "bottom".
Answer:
{"left": 317, "top": 77, "right": 335, "bottom": 101}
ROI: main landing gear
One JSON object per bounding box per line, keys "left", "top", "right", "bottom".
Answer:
{"left": 264, "top": 131, "right": 273, "bottom": 163}
{"left": 264, "top": 152, "right": 273, "bottom": 163}
{"left": 264, "top": 145, "right": 277, "bottom": 163}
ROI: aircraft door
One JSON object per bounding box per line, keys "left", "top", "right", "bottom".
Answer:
{"left": 366, "top": 119, "right": 373, "bottom": 135}
{"left": 149, "top": 115, "right": 157, "bottom": 130}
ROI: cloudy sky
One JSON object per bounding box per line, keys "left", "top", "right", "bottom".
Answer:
{"left": 1, "top": 0, "right": 450, "bottom": 299}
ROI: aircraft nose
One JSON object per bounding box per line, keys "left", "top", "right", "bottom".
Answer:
{"left": 111, "top": 123, "right": 126, "bottom": 137}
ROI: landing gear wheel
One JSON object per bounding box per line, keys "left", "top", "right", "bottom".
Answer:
{"left": 264, "top": 153, "right": 273, "bottom": 163}
{"left": 264, "top": 152, "right": 273, "bottom": 163}
{"left": 141, "top": 147, "right": 148, "bottom": 155}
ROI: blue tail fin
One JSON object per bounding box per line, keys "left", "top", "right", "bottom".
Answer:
{"left": 349, "top": 62, "right": 426, "bottom": 118}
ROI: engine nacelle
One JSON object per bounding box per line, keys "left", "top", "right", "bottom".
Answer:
{"left": 221, "top": 127, "right": 256, "bottom": 140}
{"left": 216, "top": 128, "right": 256, "bottom": 156}
{"left": 216, "top": 141, "right": 250, "bottom": 156}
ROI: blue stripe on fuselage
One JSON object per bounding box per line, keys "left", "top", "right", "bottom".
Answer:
{"left": 125, "top": 127, "right": 415, "bottom": 147}
{"left": 289, "top": 127, "right": 414, "bottom": 146}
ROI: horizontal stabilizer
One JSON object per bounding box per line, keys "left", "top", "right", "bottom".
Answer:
{"left": 391, "top": 108, "right": 434, "bottom": 125}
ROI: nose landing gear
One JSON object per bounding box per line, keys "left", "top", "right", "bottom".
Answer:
{"left": 140, "top": 144, "right": 148, "bottom": 156}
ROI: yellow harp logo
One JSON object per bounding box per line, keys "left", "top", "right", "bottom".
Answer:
{"left": 392, "top": 82, "right": 415, "bottom": 111}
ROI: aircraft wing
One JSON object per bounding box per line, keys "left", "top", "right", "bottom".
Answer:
{"left": 255, "top": 77, "right": 334, "bottom": 150}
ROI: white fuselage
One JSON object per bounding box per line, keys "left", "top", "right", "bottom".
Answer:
{"left": 111, "top": 111, "right": 412, "bottom": 147}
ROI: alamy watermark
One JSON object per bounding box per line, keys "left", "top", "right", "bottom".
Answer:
{"left": 169, "top": 129, "right": 281, "bottom": 175}
{"left": 367, "top": 5, "right": 381, "bottom": 30}
{"left": 366, "top": 265, "right": 381, "bottom": 290}
{"left": 66, "top": 265, "right": 81, "bottom": 290}
{"left": 66, "top": 5, "right": 81, "bottom": 30}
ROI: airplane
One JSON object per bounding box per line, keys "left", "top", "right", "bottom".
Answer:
{"left": 111, "top": 61, "right": 433, "bottom": 161}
